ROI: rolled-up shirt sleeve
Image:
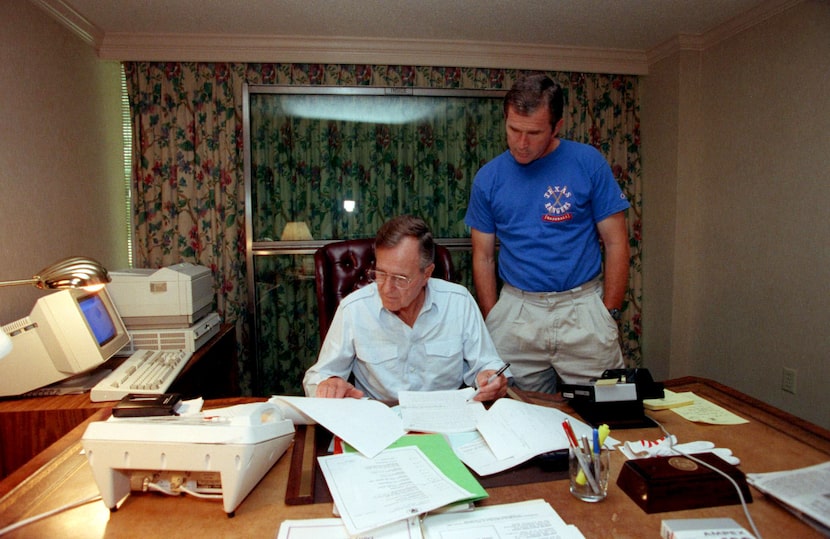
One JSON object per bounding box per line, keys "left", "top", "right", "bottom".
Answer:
{"left": 460, "top": 292, "right": 511, "bottom": 387}
{"left": 302, "top": 306, "right": 356, "bottom": 397}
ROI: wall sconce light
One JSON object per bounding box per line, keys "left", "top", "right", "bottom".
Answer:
{"left": 343, "top": 200, "right": 356, "bottom": 213}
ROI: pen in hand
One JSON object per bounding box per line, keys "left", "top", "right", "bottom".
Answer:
{"left": 468, "top": 362, "right": 510, "bottom": 401}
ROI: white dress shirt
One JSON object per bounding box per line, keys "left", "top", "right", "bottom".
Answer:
{"left": 303, "top": 278, "right": 507, "bottom": 402}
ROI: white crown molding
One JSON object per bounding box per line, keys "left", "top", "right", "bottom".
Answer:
{"left": 97, "top": 33, "right": 650, "bottom": 75}
{"left": 646, "top": 0, "right": 803, "bottom": 65}
{"left": 702, "top": 0, "right": 803, "bottom": 48}
{"left": 31, "top": 0, "right": 103, "bottom": 47}
{"left": 646, "top": 34, "right": 706, "bottom": 65}
{"left": 36, "top": 0, "right": 803, "bottom": 76}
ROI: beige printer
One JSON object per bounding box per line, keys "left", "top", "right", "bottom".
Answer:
{"left": 107, "top": 263, "right": 214, "bottom": 329}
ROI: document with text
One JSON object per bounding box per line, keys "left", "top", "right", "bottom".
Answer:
{"left": 342, "top": 433, "right": 488, "bottom": 505}
{"left": 398, "top": 388, "right": 485, "bottom": 433}
{"left": 475, "top": 398, "right": 599, "bottom": 461}
{"left": 318, "top": 446, "right": 477, "bottom": 535}
{"left": 747, "top": 461, "right": 830, "bottom": 535}
{"left": 276, "top": 517, "right": 421, "bottom": 539}
{"left": 669, "top": 392, "right": 749, "bottom": 424}
{"left": 421, "top": 498, "right": 585, "bottom": 539}
{"left": 446, "top": 430, "right": 539, "bottom": 476}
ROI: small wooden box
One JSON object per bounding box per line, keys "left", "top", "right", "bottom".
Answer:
{"left": 616, "top": 453, "right": 752, "bottom": 513}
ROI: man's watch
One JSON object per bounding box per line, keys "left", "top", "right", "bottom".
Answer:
{"left": 609, "top": 308, "right": 622, "bottom": 321}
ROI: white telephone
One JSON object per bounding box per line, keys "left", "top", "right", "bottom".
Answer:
{"left": 82, "top": 401, "right": 295, "bottom": 516}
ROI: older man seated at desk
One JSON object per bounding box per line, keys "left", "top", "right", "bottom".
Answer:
{"left": 303, "top": 215, "right": 510, "bottom": 403}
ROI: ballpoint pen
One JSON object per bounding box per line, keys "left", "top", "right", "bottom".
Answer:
{"left": 562, "top": 419, "right": 578, "bottom": 448}
{"left": 576, "top": 423, "right": 611, "bottom": 487}
{"left": 563, "top": 420, "right": 601, "bottom": 494}
{"left": 467, "top": 363, "right": 510, "bottom": 401}
{"left": 581, "top": 434, "right": 593, "bottom": 468}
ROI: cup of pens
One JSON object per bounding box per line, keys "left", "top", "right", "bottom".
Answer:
{"left": 568, "top": 446, "right": 610, "bottom": 502}
{"left": 563, "top": 421, "right": 611, "bottom": 502}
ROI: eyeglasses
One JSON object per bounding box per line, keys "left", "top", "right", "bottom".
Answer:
{"left": 368, "top": 269, "right": 418, "bottom": 290}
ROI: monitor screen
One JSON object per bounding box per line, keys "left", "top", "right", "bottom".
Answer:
{"left": 0, "top": 287, "right": 130, "bottom": 397}
{"left": 78, "top": 293, "right": 117, "bottom": 346}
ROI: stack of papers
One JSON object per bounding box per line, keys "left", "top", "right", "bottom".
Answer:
{"left": 271, "top": 390, "right": 611, "bottom": 536}
{"left": 746, "top": 461, "right": 830, "bottom": 536}
{"left": 643, "top": 389, "right": 695, "bottom": 410}
{"left": 341, "top": 434, "right": 488, "bottom": 506}
{"left": 319, "top": 445, "right": 477, "bottom": 535}
{"left": 276, "top": 499, "right": 585, "bottom": 538}
{"left": 272, "top": 390, "right": 611, "bottom": 475}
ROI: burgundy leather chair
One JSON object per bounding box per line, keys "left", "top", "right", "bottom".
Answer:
{"left": 314, "top": 238, "right": 455, "bottom": 341}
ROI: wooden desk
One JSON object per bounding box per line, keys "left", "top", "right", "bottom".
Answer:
{"left": 0, "top": 323, "right": 239, "bottom": 480}
{"left": 0, "top": 378, "right": 828, "bottom": 538}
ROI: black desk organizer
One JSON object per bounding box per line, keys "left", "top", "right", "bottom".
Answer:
{"left": 560, "top": 368, "right": 665, "bottom": 429}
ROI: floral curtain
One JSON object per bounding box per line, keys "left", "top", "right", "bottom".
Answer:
{"left": 124, "top": 62, "right": 250, "bottom": 389}
{"left": 125, "top": 62, "right": 642, "bottom": 396}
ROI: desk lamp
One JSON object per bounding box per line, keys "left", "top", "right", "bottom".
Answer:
{"left": 0, "top": 256, "right": 111, "bottom": 359}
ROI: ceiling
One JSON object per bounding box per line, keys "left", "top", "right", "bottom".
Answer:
{"left": 36, "top": 0, "right": 797, "bottom": 74}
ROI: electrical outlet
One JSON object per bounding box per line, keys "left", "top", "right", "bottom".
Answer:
{"left": 781, "top": 367, "right": 797, "bottom": 394}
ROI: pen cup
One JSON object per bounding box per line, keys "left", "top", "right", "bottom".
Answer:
{"left": 568, "top": 448, "right": 610, "bottom": 502}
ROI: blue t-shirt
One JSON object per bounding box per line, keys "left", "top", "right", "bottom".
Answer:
{"left": 465, "top": 140, "right": 629, "bottom": 292}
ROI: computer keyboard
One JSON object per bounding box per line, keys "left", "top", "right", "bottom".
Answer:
{"left": 90, "top": 349, "right": 192, "bottom": 402}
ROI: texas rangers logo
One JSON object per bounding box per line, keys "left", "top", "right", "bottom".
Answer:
{"left": 543, "top": 185, "right": 573, "bottom": 222}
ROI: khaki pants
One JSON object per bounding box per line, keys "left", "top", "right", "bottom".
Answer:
{"left": 485, "top": 279, "right": 623, "bottom": 393}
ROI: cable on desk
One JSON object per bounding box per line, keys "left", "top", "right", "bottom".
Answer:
{"left": 179, "top": 485, "right": 223, "bottom": 500}
{"left": 147, "top": 481, "right": 223, "bottom": 501}
{"left": 648, "top": 414, "right": 763, "bottom": 539}
{"left": 0, "top": 493, "right": 102, "bottom": 537}
{"left": 147, "top": 481, "right": 179, "bottom": 496}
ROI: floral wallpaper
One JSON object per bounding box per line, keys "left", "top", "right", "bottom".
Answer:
{"left": 125, "top": 62, "right": 642, "bottom": 397}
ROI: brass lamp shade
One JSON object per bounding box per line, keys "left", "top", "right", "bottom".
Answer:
{"left": 0, "top": 256, "right": 111, "bottom": 290}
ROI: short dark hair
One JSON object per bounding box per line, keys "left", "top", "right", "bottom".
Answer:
{"left": 375, "top": 215, "right": 435, "bottom": 270}
{"left": 503, "top": 74, "right": 564, "bottom": 129}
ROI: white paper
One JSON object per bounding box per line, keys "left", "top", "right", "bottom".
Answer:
{"left": 421, "top": 498, "right": 585, "bottom": 539}
{"left": 446, "top": 431, "right": 542, "bottom": 476}
{"left": 318, "top": 446, "right": 475, "bottom": 535}
{"left": 747, "top": 461, "right": 830, "bottom": 531}
{"left": 274, "top": 396, "right": 405, "bottom": 457}
{"left": 275, "top": 517, "right": 421, "bottom": 539}
{"left": 475, "top": 398, "right": 597, "bottom": 461}
{"left": 268, "top": 396, "right": 315, "bottom": 425}
{"left": 398, "top": 388, "right": 486, "bottom": 433}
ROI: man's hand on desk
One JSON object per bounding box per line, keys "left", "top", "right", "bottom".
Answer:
{"left": 473, "top": 369, "right": 508, "bottom": 402}
{"left": 315, "top": 376, "right": 365, "bottom": 399}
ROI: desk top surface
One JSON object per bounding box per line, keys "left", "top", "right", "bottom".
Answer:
{"left": 1, "top": 377, "right": 828, "bottom": 539}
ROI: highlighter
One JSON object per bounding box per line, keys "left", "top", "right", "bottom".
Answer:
{"left": 576, "top": 423, "right": 611, "bottom": 486}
